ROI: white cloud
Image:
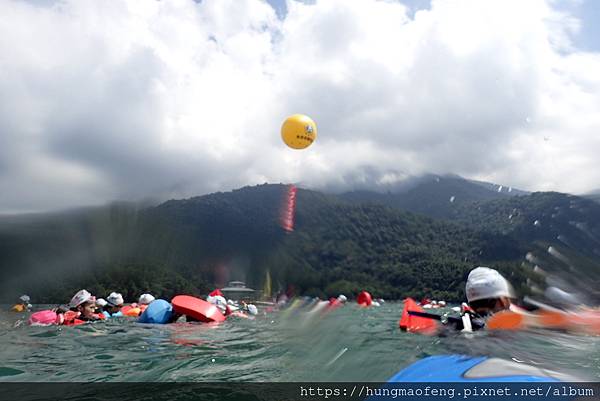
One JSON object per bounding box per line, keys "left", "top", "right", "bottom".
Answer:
{"left": 0, "top": 0, "right": 599, "bottom": 212}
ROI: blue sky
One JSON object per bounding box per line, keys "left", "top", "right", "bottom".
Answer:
{"left": 555, "top": 0, "right": 600, "bottom": 51}
{"left": 267, "top": 0, "right": 600, "bottom": 51}
{"left": 22, "top": 0, "right": 600, "bottom": 52}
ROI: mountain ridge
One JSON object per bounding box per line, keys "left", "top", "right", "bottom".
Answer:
{"left": 1, "top": 181, "right": 598, "bottom": 304}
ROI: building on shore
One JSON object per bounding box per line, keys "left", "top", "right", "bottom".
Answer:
{"left": 221, "top": 281, "right": 256, "bottom": 301}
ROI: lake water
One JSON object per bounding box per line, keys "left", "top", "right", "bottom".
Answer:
{"left": 1, "top": 302, "right": 599, "bottom": 382}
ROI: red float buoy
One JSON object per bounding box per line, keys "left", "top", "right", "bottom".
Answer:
{"left": 357, "top": 291, "right": 372, "bottom": 307}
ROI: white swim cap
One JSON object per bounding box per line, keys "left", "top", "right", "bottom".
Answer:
{"left": 96, "top": 298, "right": 108, "bottom": 307}
{"left": 20, "top": 295, "right": 31, "bottom": 303}
{"left": 466, "top": 267, "right": 515, "bottom": 302}
{"left": 70, "top": 289, "right": 94, "bottom": 308}
{"left": 138, "top": 294, "right": 155, "bottom": 305}
{"left": 247, "top": 304, "right": 258, "bottom": 315}
{"left": 207, "top": 295, "right": 227, "bottom": 312}
{"left": 337, "top": 294, "right": 347, "bottom": 303}
{"left": 107, "top": 292, "right": 124, "bottom": 307}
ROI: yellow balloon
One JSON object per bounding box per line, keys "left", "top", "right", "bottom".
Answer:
{"left": 281, "top": 114, "right": 317, "bottom": 149}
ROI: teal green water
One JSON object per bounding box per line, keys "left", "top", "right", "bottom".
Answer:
{"left": 1, "top": 303, "right": 599, "bottom": 382}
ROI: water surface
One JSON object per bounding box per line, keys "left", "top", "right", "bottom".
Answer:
{"left": 1, "top": 303, "right": 598, "bottom": 382}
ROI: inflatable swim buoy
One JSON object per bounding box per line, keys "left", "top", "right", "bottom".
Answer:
{"left": 61, "top": 310, "right": 104, "bottom": 326}
{"left": 12, "top": 304, "right": 26, "bottom": 312}
{"left": 121, "top": 305, "right": 141, "bottom": 317}
{"left": 399, "top": 297, "right": 438, "bottom": 334}
{"left": 229, "top": 311, "right": 249, "bottom": 319}
{"left": 61, "top": 310, "right": 84, "bottom": 326}
{"left": 386, "top": 355, "right": 575, "bottom": 382}
{"left": 172, "top": 295, "right": 225, "bottom": 323}
{"left": 357, "top": 291, "right": 372, "bottom": 307}
{"left": 487, "top": 308, "right": 600, "bottom": 335}
{"left": 138, "top": 299, "right": 173, "bottom": 324}
{"left": 327, "top": 297, "right": 343, "bottom": 311}
{"left": 29, "top": 310, "right": 62, "bottom": 326}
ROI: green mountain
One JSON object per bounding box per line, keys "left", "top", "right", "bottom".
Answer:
{"left": 343, "top": 180, "right": 600, "bottom": 302}
{"left": 341, "top": 175, "right": 524, "bottom": 219}
{"left": 450, "top": 192, "right": 600, "bottom": 300}
{"left": 1, "top": 183, "right": 598, "bottom": 304}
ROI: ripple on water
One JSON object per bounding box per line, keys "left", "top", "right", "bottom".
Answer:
{"left": 94, "top": 354, "right": 115, "bottom": 360}
{"left": 29, "top": 329, "right": 61, "bottom": 338}
{"left": 1, "top": 303, "right": 599, "bottom": 381}
{"left": 0, "top": 367, "right": 24, "bottom": 377}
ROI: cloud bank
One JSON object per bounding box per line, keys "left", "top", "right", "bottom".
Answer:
{"left": 1, "top": 0, "right": 599, "bottom": 212}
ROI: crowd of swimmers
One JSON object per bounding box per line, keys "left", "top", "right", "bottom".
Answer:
{"left": 45, "top": 290, "right": 160, "bottom": 325}
{"left": 9, "top": 265, "right": 515, "bottom": 318}
{"left": 12, "top": 266, "right": 582, "bottom": 330}
{"left": 12, "top": 287, "right": 263, "bottom": 326}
